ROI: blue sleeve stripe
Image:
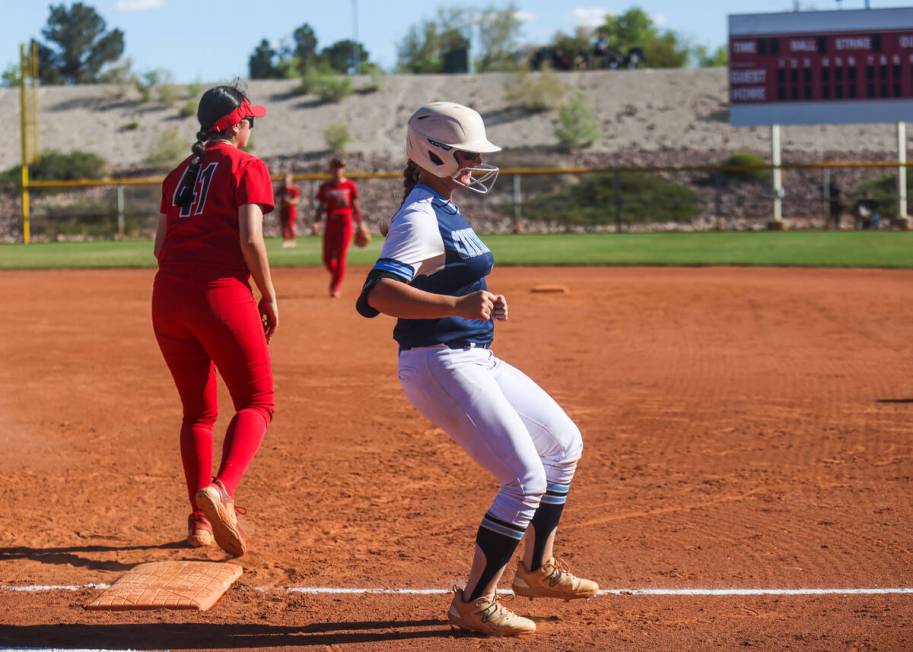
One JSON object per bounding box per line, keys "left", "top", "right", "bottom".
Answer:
{"left": 374, "top": 258, "right": 415, "bottom": 281}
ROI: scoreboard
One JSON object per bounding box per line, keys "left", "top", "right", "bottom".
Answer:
{"left": 729, "top": 8, "right": 913, "bottom": 126}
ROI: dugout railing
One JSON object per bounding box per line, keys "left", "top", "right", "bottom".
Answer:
{"left": 8, "top": 161, "right": 913, "bottom": 243}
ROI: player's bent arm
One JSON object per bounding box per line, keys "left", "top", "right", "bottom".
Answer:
{"left": 238, "top": 203, "right": 279, "bottom": 340}
{"left": 352, "top": 197, "right": 363, "bottom": 225}
{"left": 362, "top": 277, "right": 496, "bottom": 321}
{"left": 153, "top": 214, "right": 167, "bottom": 260}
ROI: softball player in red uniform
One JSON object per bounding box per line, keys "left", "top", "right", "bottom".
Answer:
{"left": 356, "top": 103, "right": 598, "bottom": 636}
{"left": 314, "top": 158, "right": 363, "bottom": 297}
{"left": 153, "top": 85, "right": 277, "bottom": 557}
{"left": 276, "top": 173, "right": 301, "bottom": 248}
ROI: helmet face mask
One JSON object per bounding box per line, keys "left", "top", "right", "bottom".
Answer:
{"left": 406, "top": 102, "right": 501, "bottom": 194}
{"left": 451, "top": 162, "right": 500, "bottom": 194}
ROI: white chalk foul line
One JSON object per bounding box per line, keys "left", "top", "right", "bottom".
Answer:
{"left": 285, "top": 587, "right": 913, "bottom": 597}
{"left": 0, "top": 583, "right": 110, "bottom": 592}
{"left": 3, "top": 584, "right": 913, "bottom": 597}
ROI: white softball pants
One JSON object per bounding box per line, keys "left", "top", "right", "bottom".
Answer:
{"left": 397, "top": 345, "right": 583, "bottom": 528}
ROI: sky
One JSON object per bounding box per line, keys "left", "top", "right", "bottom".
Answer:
{"left": 3, "top": 0, "right": 913, "bottom": 82}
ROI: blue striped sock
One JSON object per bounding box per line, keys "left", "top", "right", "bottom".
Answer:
{"left": 530, "top": 482, "right": 570, "bottom": 570}
{"left": 470, "top": 512, "right": 526, "bottom": 600}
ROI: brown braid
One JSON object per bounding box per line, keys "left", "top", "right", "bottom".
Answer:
{"left": 402, "top": 159, "right": 421, "bottom": 203}
{"left": 381, "top": 159, "right": 422, "bottom": 237}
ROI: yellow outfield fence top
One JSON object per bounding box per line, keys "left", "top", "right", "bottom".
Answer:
{"left": 20, "top": 160, "right": 913, "bottom": 190}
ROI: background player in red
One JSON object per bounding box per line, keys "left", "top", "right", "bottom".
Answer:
{"left": 153, "top": 85, "right": 278, "bottom": 557}
{"left": 313, "top": 158, "right": 363, "bottom": 297}
{"left": 276, "top": 172, "right": 301, "bottom": 248}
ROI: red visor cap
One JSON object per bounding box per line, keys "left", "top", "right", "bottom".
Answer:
{"left": 209, "top": 99, "right": 267, "bottom": 132}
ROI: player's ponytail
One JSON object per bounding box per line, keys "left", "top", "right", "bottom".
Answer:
{"left": 175, "top": 85, "right": 249, "bottom": 211}
{"left": 382, "top": 159, "right": 423, "bottom": 237}
{"left": 175, "top": 131, "right": 207, "bottom": 210}
{"left": 402, "top": 159, "right": 421, "bottom": 203}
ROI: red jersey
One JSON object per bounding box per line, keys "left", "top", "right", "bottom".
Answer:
{"left": 276, "top": 184, "right": 301, "bottom": 222}
{"left": 159, "top": 141, "right": 274, "bottom": 279}
{"left": 316, "top": 179, "right": 358, "bottom": 218}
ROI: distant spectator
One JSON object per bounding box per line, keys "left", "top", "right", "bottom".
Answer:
{"left": 853, "top": 191, "right": 881, "bottom": 230}
{"left": 828, "top": 178, "right": 843, "bottom": 229}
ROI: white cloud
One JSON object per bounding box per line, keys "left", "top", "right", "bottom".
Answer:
{"left": 514, "top": 10, "right": 536, "bottom": 23}
{"left": 572, "top": 7, "right": 613, "bottom": 29}
{"left": 652, "top": 13, "right": 667, "bottom": 27}
{"left": 114, "top": 0, "right": 166, "bottom": 11}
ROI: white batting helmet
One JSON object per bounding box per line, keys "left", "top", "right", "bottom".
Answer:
{"left": 406, "top": 102, "right": 501, "bottom": 194}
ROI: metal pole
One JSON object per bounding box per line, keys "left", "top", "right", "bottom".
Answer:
{"left": 116, "top": 185, "right": 125, "bottom": 240}
{"left": 351, "top": 0, "right": 359, "bottom": 74}
{"left": 30, "top": 40, "right": 39, "bottom": 161}
{"left": 512, "top": 174, "right": 522, "bottom": 231}
{"left": 898, "top": 122, "right": 908, "bottom": 220}
{"left": 770, "top": 124, "right": 783, "bottom": 227}
{"left": 19, "top": 44, "right": 30, "bottom": 245}
{"left": 612, "top": 170, "right": 622, "bottom": 232}
{"left": 714, "top": 171, "right": 722, "bottom": 229}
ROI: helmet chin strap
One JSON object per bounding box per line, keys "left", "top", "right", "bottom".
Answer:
{"left": 451, "top": 165, "right": 500, "bottom": 195}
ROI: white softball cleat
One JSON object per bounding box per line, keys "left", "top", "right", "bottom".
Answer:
{"left": 447, "top": 587, "right": 536, "bottom": 637}
{"left": 511, "top": 558, "right": 599, "bottom": 601}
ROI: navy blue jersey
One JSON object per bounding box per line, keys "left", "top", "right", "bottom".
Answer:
{"left": 357, "top": 184, "right": 494, "bottom": 349}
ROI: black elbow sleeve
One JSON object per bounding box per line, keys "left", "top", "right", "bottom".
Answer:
{"left": 355, "top": 270, "right": 402, "bottom": 318}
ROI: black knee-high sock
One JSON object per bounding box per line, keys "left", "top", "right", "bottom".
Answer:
{"left": 529, "top": 482, "right": 570, "bottom": 570}
{"left": 469, "top": 512, "right": 525, "bottom": 601}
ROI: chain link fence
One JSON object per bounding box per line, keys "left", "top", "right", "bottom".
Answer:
{"left": 6, "top": 163, "right": 910, "bottom": 242}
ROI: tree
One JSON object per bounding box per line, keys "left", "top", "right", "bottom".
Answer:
{"left": 1, "top": 63, "right": 20, "bottom": 88}
{"left": 39, "top": 2, "right": 125, "bottom": 84}
{"left": 249, "top": 39, "right": 280, "bottom": 79}
{"left": 476, "top": 2, "right": 524, "bottom": 72}
{"left": 396, "top": 8, "right": 472, "bottom": 73}
{"left": 291, "top": 23, "right": 319, "bottom": 70}
{"left": 694, "top": 44, "right": 728, "bottom": 68}
{"left": 597, "top": 7, "right": 690, "bottom": 69}
{"left": 321, "top": 39, "right": 369, "bottom": 74}
{"left": 397, "top": 20, "right": 444, "bottom": 73}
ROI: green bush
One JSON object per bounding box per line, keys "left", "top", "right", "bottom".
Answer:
{"left": 363, "top": 64, "right": 384, "bottom": 93}
{"left": 296, "top": 65, "right": 353, "bottom": 102}
{"left": 520, "top": 172, "right": 700, "bottom": 226}
{"left": 851, "top": 173, "right": 913, "bottom": 220}
{"left": 0, "top": 150, "right": 108, "bottom": 194}
{"left": 504, "top": 66, "right": 566, "bottom": 112}
{"left": 554, "top": 93, "right": 600, "bottom": 152}
{"left": 145, "top": 127, "right": 188, "bottom": 167}
{"left": 719, "top": 151, "right": 768, "bottom": 184}
{"left": 324, "top": 122, "right": 351, "bottom": 153}
{"left": 178, "top": 99, "right": 196, "bottom": 119}
{"left": 156, "top": 83, "right": 180, "bottom": 107}
{"left": 121, "top": 118, "right": 141, "bottom": 131}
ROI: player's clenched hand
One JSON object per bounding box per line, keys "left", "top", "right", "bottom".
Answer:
{"left": 492, "top": 294, "right": 508, "bottom": 321}
{"left": 454, "top": 290, "right": 497, "bottom": 321}
{"left": 259, "top": 296, "right": 279, "bottom": 342}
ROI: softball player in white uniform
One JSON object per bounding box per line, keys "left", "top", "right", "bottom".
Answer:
{"left": 356, "top": 103, "right": 598, "bottom": 637}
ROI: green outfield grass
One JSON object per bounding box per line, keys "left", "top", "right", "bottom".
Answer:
{"left": 0, "top": 232, "right": 911, "bottom": 270}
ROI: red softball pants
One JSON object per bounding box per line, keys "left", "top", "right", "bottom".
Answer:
{"left": 152, "top": 270, "right": 275, "bottom": 513}
{"left": 281, "top": 209, "right": 296, "bottom": 240}
{"left": 323, "top": 215, "right": 354, "bottom": 294}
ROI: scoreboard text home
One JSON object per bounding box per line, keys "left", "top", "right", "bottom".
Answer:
{"left": 729, "top": 8, "right": 913, "bottom": 126}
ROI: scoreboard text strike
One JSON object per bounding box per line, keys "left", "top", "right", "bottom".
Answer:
{"left": 729, "top": 8, "right": 913, "bottom": 126}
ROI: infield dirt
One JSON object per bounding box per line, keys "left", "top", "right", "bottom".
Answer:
{"left": 1, "top": 266, "right": 912, "bottom": 650}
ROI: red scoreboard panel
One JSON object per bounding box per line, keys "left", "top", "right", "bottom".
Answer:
{"left": 729, "top": 8, "right": 913, "bottom": 126}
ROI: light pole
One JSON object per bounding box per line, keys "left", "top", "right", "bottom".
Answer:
{"left": 351, "top": 0, "right": 360, "bottom": 75}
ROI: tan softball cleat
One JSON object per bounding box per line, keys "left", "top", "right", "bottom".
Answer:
{"left": 195, "top": 479, "right": 247, "bottom": 557}
{"left": 447, "top": 588, "right": 536, "bottom": 637}
{"left": 511, "top": 558, "right": 599, "bottom": 601}
{"left": 186, "top": 513, "right": 213, "bottom": 548}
